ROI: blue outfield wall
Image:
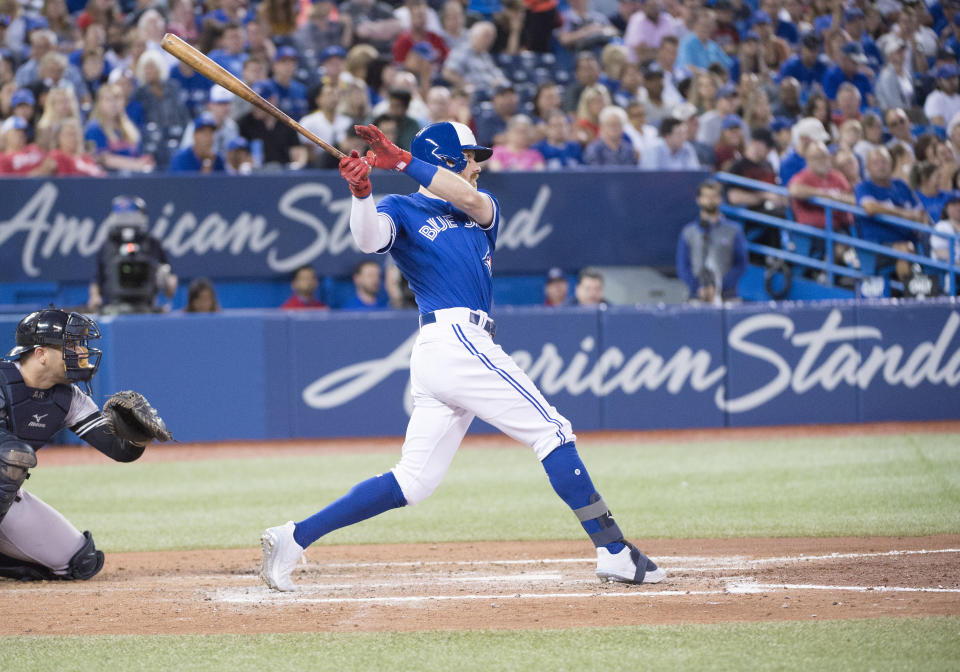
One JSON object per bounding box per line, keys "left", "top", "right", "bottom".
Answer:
{"left": 0, "top": 170, "right": 707, "bottom": 285}
{"left": 2, "top": 299, "right": 956, "bottom": 444}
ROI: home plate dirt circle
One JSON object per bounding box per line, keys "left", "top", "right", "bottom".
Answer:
{"left": 3, "top": 536, "right": 958, "bottom": 635}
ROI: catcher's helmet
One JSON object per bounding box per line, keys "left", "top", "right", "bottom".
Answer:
{"left": 410, "top": 122, "right": 492, "bottom": 174}
{"left": 6, "top": 309, "right": 102, "bottom": 387}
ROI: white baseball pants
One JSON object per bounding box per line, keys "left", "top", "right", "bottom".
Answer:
{"left": 392, "top": 308, "right": 575, "bottom": 505}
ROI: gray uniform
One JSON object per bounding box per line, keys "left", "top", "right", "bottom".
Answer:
{"left": 0, "top": 360, "right": 141, "bottom": 579}
{"left": 0, "top": 362, "right": 100, "bottom": 574}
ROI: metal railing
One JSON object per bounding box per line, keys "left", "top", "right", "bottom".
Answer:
{"left": 713, "top": 172, "right": 960, "bottom": 295}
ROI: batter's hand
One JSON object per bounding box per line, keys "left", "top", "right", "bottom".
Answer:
{"left": 338, "top": 150, "right": 372, "bottom": 198}
{"left": 355, "top": 124, "right": 412, "bottom": 172}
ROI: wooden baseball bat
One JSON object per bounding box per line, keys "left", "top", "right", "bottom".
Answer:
{"left": 160, "top": 33, "right": 345, "bottom": 160}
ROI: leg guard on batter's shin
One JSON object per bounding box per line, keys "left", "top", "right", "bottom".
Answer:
{"left": 0, "top": 440, "right": 37, "bottom": 524}
{"left": 66, "top": 531, "right": 104, "bottom": 580}
{"left": 0, "top": 553, "right": 57, "bottom": 581}
{"left": 573, "top": 493, "right": 624, "bottom": 547}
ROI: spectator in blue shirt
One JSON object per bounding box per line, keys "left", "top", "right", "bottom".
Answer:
{"left": 855, "top": 146, "right": 927, "bottom": 282}
{"left": 532, "top": 110, "right": 583, "bottom": 169}
{"left": 776, "top": 32, "right": 828, "bottom": 90}
{"left": 912, "top": 160, "right": 951, "bottom": 223}
{"left": 202, "top": 0, "right": 256, "bottom": 26}
{"left": 677, "top": 10, "right": 732, "bottom": 72}
{"left": 583, "top": 106, "right": 636, "bottom": 166}
{"left": 271, "top": 46, "right": 308, "bottom": 123}
{"left": 169, "top": 59, "right": 213, "bottom": 117}
{"left": 208, "top": 22, "right": 248, "bottom": 77}
{"left": 822, "top": 42, "right": 874, "bottom": 105}
{"left": 475, "top": 84, "right": 517, "bottom": 147}
{"left": 342, "top": 260, "right": 389, "bottom": 311}
{"left": 640, "top": 116, "right": 701, "bottom": 170}
{"left": 842, "top": 7, "right": 883, "bottom": 71}
{"left": 169, "top": 112, "right": 226, "bottom": 173}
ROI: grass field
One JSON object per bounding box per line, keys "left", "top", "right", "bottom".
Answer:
{"left": 3, "top": 618, "right": 959, "bottom": 671}
{"left": 8, "top": 430, "right": 960, "bottom": 670}
{"left": 25, "top": 432, "right": 960, "bottom": 551}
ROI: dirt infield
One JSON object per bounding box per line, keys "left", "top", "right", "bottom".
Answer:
{"left": 5, "top": 421, "right": 959, "bottom": 636}
{"left": 3, "top": 536, "right": 958, "bottom": 635}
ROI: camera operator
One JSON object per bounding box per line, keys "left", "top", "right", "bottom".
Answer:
{"left": 676, "top": 179, "right": 747, "bottom": 304}
{"left": 87, "top": 197, "right": 178, "bottom": 314}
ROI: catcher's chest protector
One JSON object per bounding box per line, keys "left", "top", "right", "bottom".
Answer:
{"left": 0, "top": 362, "right": 72, "bottom": 449}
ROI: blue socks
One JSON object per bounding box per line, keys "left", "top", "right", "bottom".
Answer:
{"left": 292, "top": 472, "right": 407, "bottom": 549}
{"left": 291, "top": 445, "right": 625, "bottom": 555}
{"left": 541, "top": 442, "right": 625, "bottom": 554}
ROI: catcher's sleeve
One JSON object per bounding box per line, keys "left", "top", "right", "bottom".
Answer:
{"left": 71, "top": 411, "right": 146, "bottom": 463}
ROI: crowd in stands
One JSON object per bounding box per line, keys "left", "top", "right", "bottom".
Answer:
{"left": 2, "top": 0, "right": 960, "bottom": 290}
{"left": 0, "top": 0, "right": 958, "bottom": 178}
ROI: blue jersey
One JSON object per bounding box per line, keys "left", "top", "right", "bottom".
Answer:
{"left": 854, "top": 178, "right": 920, "bottom": 245}
{"left": 377, "top": 190, "right": 500, "bottom": 314}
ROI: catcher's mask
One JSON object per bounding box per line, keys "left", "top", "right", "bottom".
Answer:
{"left": 6, "top": 309, "right": 102, "bottom": 392}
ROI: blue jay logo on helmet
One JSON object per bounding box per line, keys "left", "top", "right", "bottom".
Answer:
{"left": 411, "top": 122, "right": 492, "bottom": 174}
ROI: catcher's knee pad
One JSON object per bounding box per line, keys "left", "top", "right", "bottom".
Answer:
{"left": 573, "top": 493, "right": 624, "bottom": 547}
{"left": 0, "top": 440, "right": 37, "bottom": 522}
{"left": 66, "top": 530, "right": 104, "bottom": 581}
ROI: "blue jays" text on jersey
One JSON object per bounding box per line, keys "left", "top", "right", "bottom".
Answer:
{"left": 377, "top": 190, "right": 501, "bottom": 314}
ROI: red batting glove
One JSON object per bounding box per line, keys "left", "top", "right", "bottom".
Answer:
{"left": 354, "top": 124, "right": 412, "bottom": 171}
{"left": 338, "top": 150, "right": 372, "bottom": 198}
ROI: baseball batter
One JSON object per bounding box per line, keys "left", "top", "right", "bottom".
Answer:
{"left": 260, "top": 122, "right": 665, "bottom": 591}
{"left": 0, "top": 309, "right": 171, "bottom": 581}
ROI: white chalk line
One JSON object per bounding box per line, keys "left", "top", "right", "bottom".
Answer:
{"left": 321, "top": 548, "right": 960, "bottom": 570}
{"left": 727, "top": 582, "right": 960, "bottom": 595}
{"left": 215, "top": 587, "right": 729, "bottom": 605}
{"left": 214, "top": 580, "right": 960, "bottom": 606}
{"left": 209, "top": 547, "right": 960, "bottom": 605}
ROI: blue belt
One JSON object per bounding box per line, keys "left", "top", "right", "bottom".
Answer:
{"left": 419, "top": 310, "right": 496, "bottom": 338}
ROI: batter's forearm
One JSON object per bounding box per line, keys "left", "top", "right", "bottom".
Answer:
{"left": 420, "top": 168, "right": 494, "bottom": 226}
{"left": 349, "top": 195, "right": 392, "bottom": 253}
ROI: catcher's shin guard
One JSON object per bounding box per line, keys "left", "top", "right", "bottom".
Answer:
{"left": 0, "top": 440, "right": 37, "bottom": 523}
{"left": 0, "top": 531, "right": 103, "bottom": 582}
{"left": 66, "top": 531, "right": 104, "bottom": 580}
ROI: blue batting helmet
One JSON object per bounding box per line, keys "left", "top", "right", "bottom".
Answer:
{"left": 410, "top": 122, "right": 492, "bottom": 174}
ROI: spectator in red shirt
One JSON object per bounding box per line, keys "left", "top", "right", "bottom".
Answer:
{"left": 543, "top": 267, "right": 570, "bottom": 306}
{"left": 392, "top": 0, "right": 449, "bottom": 66}
{"left": 726, "top": 128, "right": 780, "bottom": 208}
{"left": 712, "top": 114, "right": 744, "bottom": 171}
{"left": 830, "top": 82, "right": 862, "bottom": 127}
{"left": 280, "top": 266, "right": 328, "bottom": 309}
{"left": 788, "top": 140, "right": 858, "bottom": 266}
{"left": 0, "top": 116, "right": 55, "bottom": 176}
{"left": 48, "top": 119, "right": 106, "bottom": 176}
{"left": 789, "top": 141, "right": 856, "bottom": 226}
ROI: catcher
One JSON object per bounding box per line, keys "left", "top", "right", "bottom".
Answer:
{"left": 0, "top": 308, "right": 172, "bottom": 581}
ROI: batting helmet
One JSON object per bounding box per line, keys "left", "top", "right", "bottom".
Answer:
{"left": 6, "top": 309, "right": 102, "bottom": 387}
{"left": 411, "top": 122, "right": 492, "bottom": 174}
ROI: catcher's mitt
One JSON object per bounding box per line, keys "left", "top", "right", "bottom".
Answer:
{"left": 103, "top": 391, "right": 173, "bottom": 445}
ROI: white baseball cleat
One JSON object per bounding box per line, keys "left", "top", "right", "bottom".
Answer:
{"left": 260, "top": 521, "right": 304, "bottom": 592}
{"left": 596, "top": 541, "right": 666, "bottom": 585}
